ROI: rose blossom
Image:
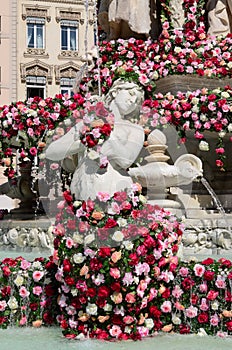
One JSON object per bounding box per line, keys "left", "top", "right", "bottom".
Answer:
{"left": 111, "top": 292, "right": 123, "bottom": 304}
{"left": 19, "top": 286, "right": 30, "bottom": 298}
{"left": 109, "top": 325, "right": 122, "bottom": 338}
{"left": 125, "top": 292, "right": 136, "bottom": 303}
{"left": 185, "top": 305, "right": 198, "bottom": 318}
{"left": 161, "top": 300, "right": 172, "bottom": 313}
{"left": 32, "top": 270, "right": 44, "bottom": 282}
{"left": 0, "top": 300, "right": 7, "bottom": 311}
{"left": 86, "top": 303, "right": 98, "bottom": 315}
{"left": 33, "top": 286, "right": 43, "bottom": 296}
{"left": 193, "top": 263, "right": 205, "bottom": 277}
{"left": 110, "top": 268, "right": 120, "bottom": 279}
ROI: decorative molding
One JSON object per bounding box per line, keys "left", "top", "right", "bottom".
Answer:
{"left": 54, "top": 61, "right": 81, "bottom": 84}
{"left": 22, "top": 4, "right": 51, "bottom": 22}
{"left": 58, "top": 50, "right": 79, "bottom": 59}
{"left": 20, "top": 60, "right": 53, "bottom": 84}
{"left": 55, "top": 7, "right": 83, "bottom": 23}
{"left": 23, "top": 48, "right": 49, "bottom": 58}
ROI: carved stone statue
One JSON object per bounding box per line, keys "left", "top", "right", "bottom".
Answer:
{"left": 98, "top": 0, "right": 153, "bottom": 40}
{"left": 169, "top": 0, "right": 185, "bottom": 29}
{"left": 45, "top": 79, "right": 145, "bottom": 200}
{"left": 207, "top": 0, "right": 232, "bottom": 36}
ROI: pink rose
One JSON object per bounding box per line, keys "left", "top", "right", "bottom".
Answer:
{"left": 110, "top": 268, "right": 120, "bottom": 279}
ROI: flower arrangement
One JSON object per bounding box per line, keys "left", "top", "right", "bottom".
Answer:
{"left": 0, "top": 93, "right": 85, "bottom": 181}
{"left": 0, "top": 256, "right": 58, "bottom": 328}
{"left": 52, "top": 184, "right": 183, "bottom": 339}
{"left": 140, "top": 86, "right": 232, "bottom": 170}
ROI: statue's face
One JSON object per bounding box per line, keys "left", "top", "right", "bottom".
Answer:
{"left": 114, "top": 88, "right": 140, "bottom": 115}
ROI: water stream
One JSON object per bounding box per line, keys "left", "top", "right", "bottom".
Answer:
{"left": 200, "top": 177, "right": 231, "bottom": 232}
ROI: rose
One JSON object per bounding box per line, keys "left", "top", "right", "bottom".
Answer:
{"left": 98, "top": 286, "right": 110, "bottom": 298}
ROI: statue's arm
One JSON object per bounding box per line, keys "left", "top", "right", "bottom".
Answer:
{"left": 101, "top": 124, "right": 144, "bottom": 169}
{"left": 45, "top": 123, "right": 83, "bottom": 161}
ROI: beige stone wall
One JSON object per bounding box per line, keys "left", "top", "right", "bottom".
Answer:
{"left": 0, "top": 0, "right": 17, "bottom": 105}
{"left": 17, "top": 0, "right": 95, "bottom": 101}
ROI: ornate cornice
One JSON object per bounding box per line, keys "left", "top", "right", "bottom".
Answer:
{"left": 23, "top": 48, "right": 49, "bottom": 58}
{"left": 20, "top": 60, "right": 53, "bottom": 84}
{"left": 58, "top": 50, "right": 80, "bottom": 59}
{"left": 22, "top": 5, "right": 51, "bottom": 22}
{"left": 54, "top": 61, "right": 81, "bottom": 84}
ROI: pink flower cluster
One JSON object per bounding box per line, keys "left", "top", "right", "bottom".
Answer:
{"left": 0, "top": 256, "right": 58, "bottom": 328}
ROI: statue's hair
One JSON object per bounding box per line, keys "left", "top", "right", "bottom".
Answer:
{"left": 104, "top": 78, "right": 144, "bottom": 109}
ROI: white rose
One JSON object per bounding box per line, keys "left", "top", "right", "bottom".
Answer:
{"left": 228, "top": 62, "right": 232, "bottom": 69}
{"left": 172, "top": 314, "right": 181, "bottom": 325}
{"left": 84, "top": 234, "right": 95, "bottom": 245}
{"left": 117, "top": 218, "right": 127, "bottom": 227}
{"left": 152, "top": 71, "right": 159, "bottom": 80}
{"left": 73, "top": 233, "right": 84, "bottom": 244}
{"left": 134, "top": 276, "right": 139, "bottom": 284}
{"left": 112, "top": 231, "right": 124, "bottom": 242}
{"left": 123, "top": 240, "right": 134, "bottom": 250}
{"left": 192, "top": 105, "right": 200, "bottom": 113}
{"left": 64, "top": 118, "right": 72, "bottom": 126}
{"left": 32, "top": 261, "right": 42, "bottom": 269}
{"left": 125, "top": 326, "right": 132, "bottom": 334}
{"left": 174, "top": 47, "right": 182, "bottom": 53}
{"left": 200, "top": 114, "right": 207, "bottom": 122}
{"left": 14, "top": 275, "right": 24, "bottom": 287}
{"left": 7, "top": 296, "right": 18, "bottom": 310}
{"left": 7, "top": 228, "right": 18, "bottom": 244}
{"left": 199, "top": 140, "right": 209, "bottom": 151}
{"left": 211, "top": 301, "right": 219, "bottom": 310}
{"left": 139, "top": 194, "right": 147, "bottom": 204}
{"left": 227, "top": 123, "right": 232, "bottom": 132}
{"left": 145, "top": 318, "right": 154, "bottom": 330}
{"left": 71, "top": 289, "right": 78, "bottom": 296}
{"left": 76, "top": 333, "right": 86, "bottom": 340}
{"left": 191, "top": 97, "right": 199, "bottom": 105}
{"left": 103, "top": 303, "right": 112, "bottom": 312}
{"left": 212, "top": 88, "right": 221, "bottom": 94}
{"left": 218, "top": 131, "right": 226, "bottom": 138}
{"left": 221, "top": 91, "right": 230, "bottom": 98}
{"left": 88, "top": 150, "right": 99, "bottom": 160}
{"left": 73, "top": 201, "right": 82, "bottom": 208}
{"left": 73, "top": 253, "right": 85, "bottom": 264}
{"left": 86, "top": 303, "right": 98, "bottom": 315}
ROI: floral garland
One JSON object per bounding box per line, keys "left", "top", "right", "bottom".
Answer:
{"left": 0, "top": 256, "right": 58, "bottom": 328}
{"left": 140, "top": 86, "right": 232, "bottom": 170}
{"left": 79, "top": 34, "right": 232, "bottom": 100}
{"left": 52, "top": 185, "right": 183, "bottom": 339}
{"left": 79, "top": 101, "right": 114, "bottom": 168}
{"left": 0, "top": 94, "right": 85, "bottom": 181}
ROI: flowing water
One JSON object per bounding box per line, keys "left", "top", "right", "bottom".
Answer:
{"left": 0, "top": 328, "right": 232, "bottom": 350}
{"left": 200, "top": 177, "right": 227, "bottom": 216}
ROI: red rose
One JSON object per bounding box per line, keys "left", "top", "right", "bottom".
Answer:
{"left": 64, "top": 276, "right": 75, "bottom": 286}
{"left": 2, "top": 266, "right": 11, "bottom": 277}
{"left": 111, "top": 282, "right": 121, "bottom": 292}
{"left": 1, "top": 286, "right": 11, "bottom": 297}
{"left": 208, "top": 94, "right": 217, "bottom": 101}
{"left": 181, "top": 277, "right": 195, "bottom": 290}
{"left": 202, "top": 258, "right": 214, "bottom": 265}
{"left": 207, "top": 290, "right": 219, "bottom": 300}
{"left": 98, "top": 285, "right": 110, "bottom": 298}
{"left": 63, "top": 259, "right": 72, "bottom": 273}
{"left": 90, "top": 258, "right": 103, "bottom": 271}
{"left": 100, "top": 123, "right": 112, "bottom": 136}
{"left": 198, "top": 312, "right": 209, "bottom": 324}
{"left": 145, "top": 254, "right": 155, "bottom": 265}
{"left": 128, "top": 253, "right": 139, "bottom": 266}
{"left": 191, "top": 294, "right": 199, "bottom": 305}
{"left": 63, "top": 190, "right": 73, "bottom": 202}
{"left": 226, "top": 320, "right": 232, "bottom": 331}
{"left": 149, "top": 305, "right": 161, "bottom": 318}
{"left": 104, "top": 218, "right": 117, "bottom": 228}
{"left": 29, "top": 302, "right": 38, "bottom": 311}
{"left": 120, "top": 201, "right": 132, "bottom": 211}
{"left": 87, "top": 287, "right": 96, "bottom": 297}
{"left": 114, "top": 191, "right": 128, "bottom": 202}
{"left": 203, "top": 270, "right": 215, "bottom": 281}
{"left": 98, "top": 247, "right": 112, "bottom": 257}
{"left": 179, "top": 324, "right": 191, "bottom": 334}
{"left": 85, "top": 134, "right": 98, "bottom": 148}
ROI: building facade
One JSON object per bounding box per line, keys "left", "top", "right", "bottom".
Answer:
{"left": 0, "top": 0, "right": 95, "bottom": 105}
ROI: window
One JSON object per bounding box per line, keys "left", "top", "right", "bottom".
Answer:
{"left": 27, "top": 17, "right": 45, "bottom": 49}
{"left": 60, "top": 77, "right": 75, "bottom": 96}
{"left": 61, "top": 20, "right": 78, "bottom": 51}
{"left": 26, "top": 76, "right": 46, "bottom": 99}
